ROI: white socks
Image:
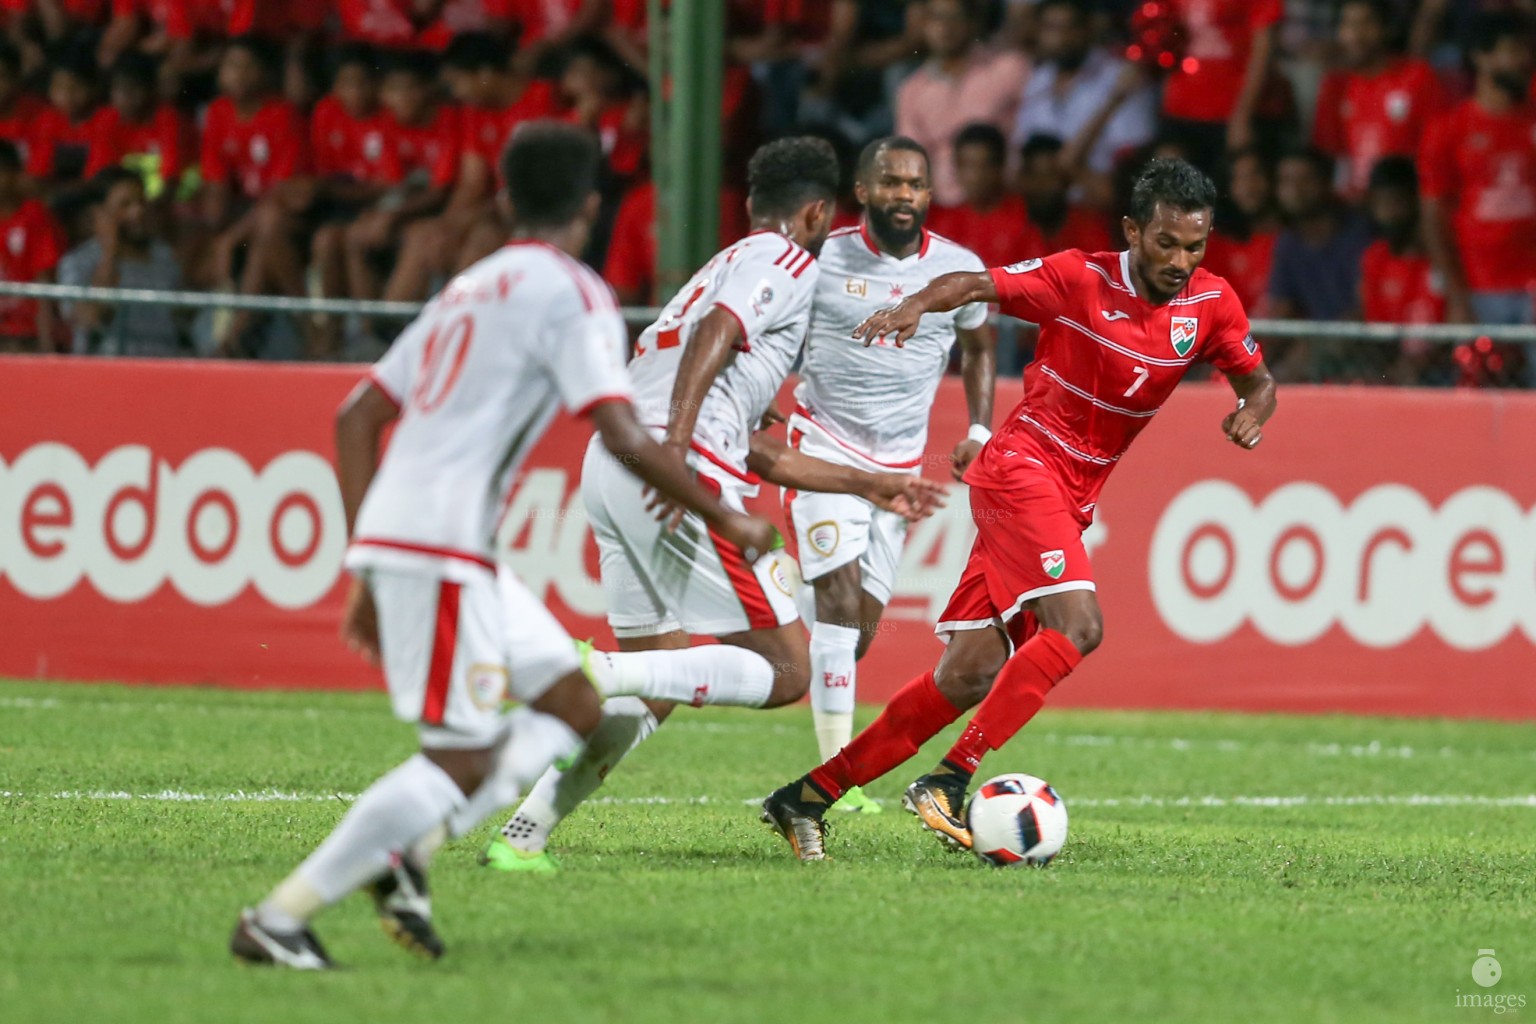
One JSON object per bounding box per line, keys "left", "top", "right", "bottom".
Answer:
{"left": 588, "top": 646, "right": 774, "bottom": 708}
{"left": 260, "top": 753, "right": 464, "bottom": 930}
{"left": 503, "top": 696, "right": 658, "bottom": 853}
{"left": 809, "top": 621, "right": 859, "bottom": 761}
{"left": 446, "top": 708, "right": 584, "bottom": 839}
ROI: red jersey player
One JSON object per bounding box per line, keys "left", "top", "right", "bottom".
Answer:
{"left": 762, "top": 158, "right": 1277, "bottom": 860}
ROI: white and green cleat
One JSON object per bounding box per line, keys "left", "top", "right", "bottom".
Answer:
{"left": 481, "top": 837, "right": 562, "bottom": 875}
{"left": 831, "top": 785, "right": 884, "bottom": 814}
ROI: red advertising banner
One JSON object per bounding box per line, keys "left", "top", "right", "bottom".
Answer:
{"left": 1, "top": 355, "right": 1532, "bottom": 719}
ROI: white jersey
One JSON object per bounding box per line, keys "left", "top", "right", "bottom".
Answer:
{"left": 347, "top": 240, "right": 631, "bottom": 580}
{"left": 628, "top": 230, "right": 820, "bottom": 483}
{"left": 794, "top": 226, "right": 987, "bottom": 468}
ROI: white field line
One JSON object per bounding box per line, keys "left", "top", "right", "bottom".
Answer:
{"left": 1, "top": 789, "right": 1535, "bottom": 809}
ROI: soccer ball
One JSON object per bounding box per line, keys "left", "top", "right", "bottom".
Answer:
{"left": 966, "top": 773, "right": 1069, "bottom": 867}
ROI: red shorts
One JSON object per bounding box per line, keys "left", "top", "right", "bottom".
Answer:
{"left": 935, "top": 473, "right": 1096, "bottom": 647}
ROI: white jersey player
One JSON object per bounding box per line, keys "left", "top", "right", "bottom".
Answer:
{"left": 788, "top": 138, "right": 996, "bottom": 812}
{"left": 230, "top": 125, "right": 778, "bottom": 969}
{"left": 485, "top": 137, "right": 949, "bottom": 874}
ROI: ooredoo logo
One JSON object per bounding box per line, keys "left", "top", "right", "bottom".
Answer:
{"left": 0, "top": 443, "right": 346, "bottom": 608}
{"left": 1150, "top": 480, "right": 1536, "bottom": 650}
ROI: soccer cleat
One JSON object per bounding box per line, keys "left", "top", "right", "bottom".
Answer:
{"left": 830, "top": 785, "right": 884, "bottom": 814}
{"left": 230, "top": 909, "right": 334, "bottom": 970}
{"left": 481, "top": 836, "right": 562, "bottom": 875}
{"left": 366, "top": 855, "right": 445, "bottom": 960}
{"left": 760, "top": 781, "right": 832, "bottom": 862}
{"left": 902, "top": 772, "right": 973, "bottom": 851}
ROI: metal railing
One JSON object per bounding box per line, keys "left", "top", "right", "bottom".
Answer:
{"left": 2, "top": 280, "right": 1535, "bottom": 342}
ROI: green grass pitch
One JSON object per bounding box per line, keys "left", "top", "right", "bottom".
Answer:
{"left": 2, "top": 679, "right": 1533, "bottom": 1024}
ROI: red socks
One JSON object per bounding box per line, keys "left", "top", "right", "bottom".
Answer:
{"left": 809, "top": 670, "right": 962, "bottom": 801}
{"left": 943, "top": 628, "right": 1082, "bottom": 773}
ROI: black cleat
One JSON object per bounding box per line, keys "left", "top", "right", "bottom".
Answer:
{"left": 902, "top": 771, "right": 973, "bottom": 851}
{"left": 230, "top": 909, "right": 334, "bottom": 970}
{"left": 761, "top": 780, "right": 832, "bottom": 861}
{"left": 367, "top": 855, "right": 445, "bottom": 961}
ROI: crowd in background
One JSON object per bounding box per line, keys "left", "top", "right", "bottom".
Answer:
{"left": 0, "top": 0, "right": 1533, "bottom": 386}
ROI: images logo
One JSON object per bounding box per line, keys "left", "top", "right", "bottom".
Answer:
{"left": 1455, "top": 948, "right": 1525, "bottom": 1013}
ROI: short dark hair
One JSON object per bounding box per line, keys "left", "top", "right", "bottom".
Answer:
{"left": 1036, "top": 0, "right": 1093, "bottom": 22}
{"left": 1278, "top": 145, "right": 1335, "bottom": 182}
{"left": 954, "top": 122, "right": 1006, "bottom": 166}
{"left": 50, "top": 43, "right": 100, "bottom": 86}
{"left": 1366, "top": 154, "right": 1418, "bottom": 194}
{"left": 1336, "top": 0, "right": 1394, "bottom": 25}
{"left": 748, "top": 136, "right": 841, "bottom": 218}
{"left": 1129, "top": 157, "right": 1218, "bottom": 225}
{"left": 1019, "top": 133, "right": 1065, "bottom": 162}
{"left": 226, "top": 35, "right": 281, "bottom": 75}
{"left": 1467, "top": 11, "right": 1529, "bottom": 55}
{"left": 501, "top": 121, "right": 601, "bottom": 227}
{"left": 381, "top": 48, "right": 438, "bottom": 81}
{"left": 110, "top": 51, "right": 158, "bottom": 90}
{"left": 444, "top": 32, "right": 510, "bottom": 73}
{"left": 0, "top": 139, "right": 21, "bottom": 173}
{"left": 0, "top": 40, "right": 22, "bottom": 78}
{"left": 333, "top": 43, "right": 380, "bottom": 79}
{"left": 855, "top": 135, "right": 928, "bottom": 183}
{"left": 90, "top": 165, "right": 144, "bottom": 203}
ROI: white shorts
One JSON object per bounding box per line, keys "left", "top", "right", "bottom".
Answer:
{"left": 365, "top": 566, "right": 580, "bottom": 749}
{"left": 581, "top": 435, "right": 800, "bottom": 638}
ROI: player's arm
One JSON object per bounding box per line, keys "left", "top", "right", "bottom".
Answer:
{"left": 591, "top": 399, "right": 781, "bottom": 561}
{"left": 334, "top": 381, "right": 400, "bottom": 535}
{"left": 661, "top": 305, "right": 741, "bottom": 450}
{"left": 1220, "top": 361, "right": 1277, "bottom": 450}
{"left": 951, "top": 323, "right": 996, "bottom": 480}
{"left": 852, "top": 271, "right": 998, "bottom": 348}
{"left": 746, "top": 432, "right": 947, "bottom": 522}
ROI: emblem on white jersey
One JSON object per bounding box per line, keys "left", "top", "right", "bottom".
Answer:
{"left": 767, "top": 556, "right": 794, "bottom": 596}
{"left": 1041, "top": 550, "right": 1066, "bottom": 580}
{"left": 1101, "top": 309, "right": 1130, "bottom": 322}
{"left": 1170, "top": 316, "right": 1199, "bottom": 357}
{"left": 888, "top": 283, "right": 904, "bottom": 300}
{"left": 751, "top": 279, "right": 775, "bottom": 317}
{"left": 807, "top": 520, "right": 841, "bottom": 557}
{"left": 845, "top": 278, "right": 868, "bottom": 298}
{"left": 1003, "top": 258, "right": 1042, "bottom": 274}
{"left": 467, "top": 663, "right": 510, "bottom": 710}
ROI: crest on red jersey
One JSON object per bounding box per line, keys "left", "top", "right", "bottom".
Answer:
{"left": 1170, "top": 316, "right": 1198, "bottom": 357}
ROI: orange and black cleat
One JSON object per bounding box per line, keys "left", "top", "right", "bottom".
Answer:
{"left": 902, "top": 772, "right": 973, "bottom": 851}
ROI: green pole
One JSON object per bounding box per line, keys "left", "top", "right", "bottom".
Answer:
{"left": 648, "top": 0, "right": 681, "bottom": 303}
{"left": 653, "top": 0, "right": 724, "bottom": 297}
{"left": 688, "top": 0, "right": 723, "bottom": 267}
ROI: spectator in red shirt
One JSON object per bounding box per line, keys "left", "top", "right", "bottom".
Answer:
{"left": 555, "top": 35, "right": 646, "bottom": 183}
{"left": 495, "top": 0, "right": 606, "bottom": 76}
{"left": 602, "top": 178, "right": 749, "bottom": 306}
{"left": 1312, "top": 0, "right": 1446, "bottom": 200}
{"left": 1202, "top": 147, "right": 1279, "bottom": 316}
{"left": 84, "top": 51, "right": 189, "bottom": 202}
{"left": 1419, "top": 11, "right": 1536, "bottom": 359}
{"left": 1160, "top": 0, "right": 1291, "bottom": 176}
{"left": 31, "top": 47, "right": 100, "bottom": 188}
{"left": 0, "top": 42, "right": 48, "bottom": 176}
{"left": 198, "top": 36, "right": 312, "bottom": 353}
{"left": 0, "top": 139, "right": 65, "bottom": 350}
{"left": 386, "top": 31, "right": 557, "bottom": 302}
{"left": 342, "top": 50, "right": 460, "bottom": 344}
{"left": 1015, "top": 133, "right": 1113, "bottom": 255}
{"left": 1359, "top": 155, "right": 1449, "bottom": 384}
{"left": 926, "top": 122, "right": 1030, "bottom": 270}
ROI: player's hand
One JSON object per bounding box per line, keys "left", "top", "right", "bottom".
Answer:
{"left": 853, "top": 298, "right": 924, "bottom": 348}
{"left": 950, "top": 438, "right": 983, "bottom": 481}
{"left": 340, "top": 578, "right": 381, "bottom": 665}
{"left": 759, "top": 404, "right": 787, "bottom": 430}
{"left": 642, "top": 485, "right": 687, "bottom": 531}
{"left": 720, "top": 513, "right": 783, "bottom": 564}
{"left": 1221, "top": 404, "right": 1263, "bottom": 450}
{"left": 869, "top": 474, "right": 948, "bottom": 522}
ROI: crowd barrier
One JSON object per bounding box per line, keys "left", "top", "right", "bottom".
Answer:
{"left": 1, "top": 354, "right": 1532, "bottom": 719}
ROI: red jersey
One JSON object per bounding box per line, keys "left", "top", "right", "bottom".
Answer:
{"left": 110, "top": 0, "right": 298, "bottom": 37}
{"left": 29, "top": 106, "right": 97, "bottom": 182}
{"left": 337, "top": 0, "right": 493, "bottom": 50}
{"left": 311, "top": 96, "right": 391, "bottom": 182}
{"left": 493, "top": 0, "right": 584, "bottom": 43}
{"left": 83, "top": 104, "right": 189, "bottom": 188}
{"left": 1162, "top": 0, "right": 1284, "bottom": 123}
{"left": 1022, "top": 207, "right": 1115, "bottom": 259}
{"left": 0, "top": 95, "right": 52, "bottom": 179}
{"left": 602, "top": 180, "right": 749, "bottom": 302}
{"left": 979, "top": 249, "right": 1260, "bottom": 514}
{"left": 927, "top": 195, "right": 1031, "bottom": 270}
{"left": 1202, "top": 229, "right": 1276, "bottom": 316}
{"left": 3, "top": 0, "right": 108, "bottom": 24}
{"left": 1360, "top": 241, "right": 1444, "bottom": 324}
{"left": 0, "top": 199, "right": 65, "bottom": 338}
{"left": 1419, "top": 99, "right": 1536, "bottom": 292}
{"left": 200, "top": 96, "right": 309, "bottom": 200}
{"left": 1312, "top": 59, "right": 1445, "bottom": 198}
{"left": 459, "top": 80, "right": 560, "bottom": 173}
{"left": 380, "top": 104, "right": 462, "bottom": 188}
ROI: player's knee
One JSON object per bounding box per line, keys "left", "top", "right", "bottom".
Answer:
{"left": 762, "top": 648, "right": 811, "bottom": 708}
{"left": 1061, "top": 615, "right": 1103, "bottom": 657}
{"left": 528, "top": 671, "right": 604, "bottom": 739}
